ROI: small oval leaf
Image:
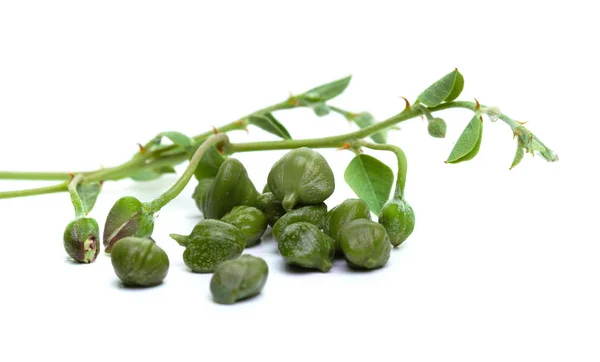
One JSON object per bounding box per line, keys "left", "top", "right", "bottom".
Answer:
{"left": 344, "top": 154, "right": 394, "bottom": 214}
{"left": 76, "top": 182, "right": 102, "bottom": 214}
{"left": 510, "top": 141, "right": 525, "bottom": 170}
{"left": 446, "top": 115, "right": 483, "bottom": 164}
{"left": 301, "top": 75, "right": 352, "bottom": 102}
{"left": 417, "top": 69, "right": 464, "bottom": 107}
{"left": 352, "top": 112, "right": 387, "bottom": 144}
{"left": 249, "top": 113, "right": 292, "bottom": 140}
{"left": 152, "top": 131, "right": 193, "bottom": 148}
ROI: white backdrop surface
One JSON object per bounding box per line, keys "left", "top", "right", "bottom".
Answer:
{"left": 0, "top": 1, "right": 598, "bottom": 361}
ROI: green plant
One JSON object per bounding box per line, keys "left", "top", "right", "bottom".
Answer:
{"left": 0, "top": 70, "right": 557, "bottom": 298}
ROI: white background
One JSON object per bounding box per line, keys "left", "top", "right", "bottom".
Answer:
{"left": 1, "top": 1, "right": 598, "bottom": 361}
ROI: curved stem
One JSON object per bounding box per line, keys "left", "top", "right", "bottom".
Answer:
{"left": 67, "top": 174, "right": 86, "bottom": 218}
{"left": 146, "top": 133, "right": 229, "bottom": 213}
{"left": 360, "top": 141, "right": 407, "bottom": 198}
{"left": 0, "top": 182, "right": 68, "bottom": 199}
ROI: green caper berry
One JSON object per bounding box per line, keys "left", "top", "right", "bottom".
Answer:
{"left": 271, "top": 203, "right": 327, "bottom": 242}
{"left": 110, "top": 237, "right": 169, "bottom": 287}
{"left": 221, "top": 206, "right": 268, "bottom": 247}
{"left": 278, "top": 222, "right": 335, "bottom": 272}
{"left": 339, "top": 219, "right": 391, "bottom": 270}
{"left": 256, "top": 192, "right": 286, "bottom": 226}
{"left": 63, "top": 217, "right": 100, "bottom": 263}
{"left": 170, "top": 219, "right": 246, "bottom": 273}
{"left": 210, "top": 254, "right": 269, "bottom": 305}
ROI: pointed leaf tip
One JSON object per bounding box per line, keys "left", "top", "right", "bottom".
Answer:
{"left": 417, "top": 69, "right": 465, "bottom": 107}
{"left": 248, "top": 113, "right": 292, "bottom": 140}
{"left": 344, "top": 154, "right": 394, "bottom": 214}
{"left": 446, "top": 115, "right": 483, "bottom": 164}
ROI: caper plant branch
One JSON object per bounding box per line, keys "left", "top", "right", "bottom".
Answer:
{"left": 0, "top": 100, "right": 296, "bottom": 184}
{"left": 223, "top": 100, "right": 558, "bottom": 162}
{"left": 67, "top": 173, "right": 86, "bottom": 218}
{"left": 145, "top": 133, "right": 229, "bottom": 213}
{"left": 358, "top": 141, "right": 407, "bottom": 198}
{"left": 0, "top": 100, "right": 556, "bottom": 200}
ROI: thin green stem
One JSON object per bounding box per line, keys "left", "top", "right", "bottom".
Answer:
{"left": 67, "top": 174, "right": 86, "bottom": 218}
{"left": 146, "top": 133, "right": 229, "bottom": 213}
{"left": 360, "top": 141, "right": 407, "bottom": 198}
{"left": 414, "top": 104, "right": 434, "bottom": 122}
{"left": 328, "top": 105, "right": 354, "bottom": 119}
{"left": 0, "top": 182, "right": 68, "bottom": 199}
{"left": 0, "top": 171, "right": 74, "bottom": 181}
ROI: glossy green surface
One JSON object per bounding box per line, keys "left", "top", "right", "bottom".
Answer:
{"left": 210, "top": 254, "right": 268, "bottom": 305}
{"left": 262, "top": 184, "right": 271, "bottom": 194}
{"left": 278, "top": 222, "right": 335, "bottom": 272}
{"left": 267, "top": 147, "right": 335, "bottom": 211}
{"left": 202, "top": 158, "right": 259, "bottom": 219}
{"left": 103, "top": 196, "right": 154, "bottom": 253}
{"left": 256, "top": 192, "right": 286, "bottom": 226}
{"left": 63, "top": 217, "right": 100, "bottom": 263}
{"left": 221, "top": 206, "right": 268, "bottom": 247}
{"left": 170, "top": 219, "right": 246, "bottom": 273}
{"left": 339, "top": 219, "right": 391, "bottom": 269}
{"left": 110, "top": 237, "right": 169, "bottom": 287}
{"left": 378, "top": 197, "right": 415, "bottom": 247}
{"left": 323, "top": 199, "right": 372, "bottom": 245}
{"left": 271, "top": 203, "right": 327, "bottom": 242}
{"left": 191, "top": 177, "right": 214, "bottom": 215}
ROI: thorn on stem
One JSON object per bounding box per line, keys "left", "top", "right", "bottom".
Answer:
{"left": 67, "top": 172, "right": 75, "bottom": 181}
{"left": 212, "top": 126, "right": 220, "bottom": 134}
{"left": 517, "top": 120, "right": 528, "bottom": 125}
{"left": 337, "top": 142, "right": 352, "bottom": 151}
{"left": 400, "top": 96, "right": 411, "bottom": 111}
{"left": 137, "top": 143, "right": 146, "bottom": 154}
{"left": 474, "top": 98, "right": 480, "bottom": 110}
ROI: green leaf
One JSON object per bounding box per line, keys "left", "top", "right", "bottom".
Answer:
{"left": 248, "top": 113, "right": 292, "bottom": 140}
{"left": 301, "top": 75, "right": 352, "bottom": 102}
{"left": 446, "top": 115, "right": 483, "bottom": 164}
{"left": 151, "top": 131, "right": 193, "bottom": 148}
{"left": 352, "top": 112, "right": 387, "bottom": 144}
{"left": 76, "top": 182, "right": 102, "bottom": 214}
{"left": 194, "top": 145, "right": 225, "bottom": 181}
{"left": 155, "top": 166, "right": 176, "bottom": 174}
{"left": 510, "top": 141, "right": 525, "bottom": 170}
{"left": 344, "top": 154, "right": 394, "bottom": 214}
{"left": 417, "top": 69, "right": 464, "bottom": 107}
{"left": 130, "top": 166, "right": 176, "bottom": 181}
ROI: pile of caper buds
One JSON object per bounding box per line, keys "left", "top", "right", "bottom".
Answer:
{"left": 106, "top": 147, "right": 415, "bottom": 304}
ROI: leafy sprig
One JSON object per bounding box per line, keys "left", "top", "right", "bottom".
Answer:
{"left": 0, "top": 69, "right": 557, "bottom": 215}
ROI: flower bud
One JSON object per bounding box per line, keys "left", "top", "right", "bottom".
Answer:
{"left": 427, "top": 117, "right": 447, "bottom": 138}
{"left": 103, "top": 196, "right": 155, "bottom": 253}
{"left": 63, "top": 217, "right": 100, "bottom": 263}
